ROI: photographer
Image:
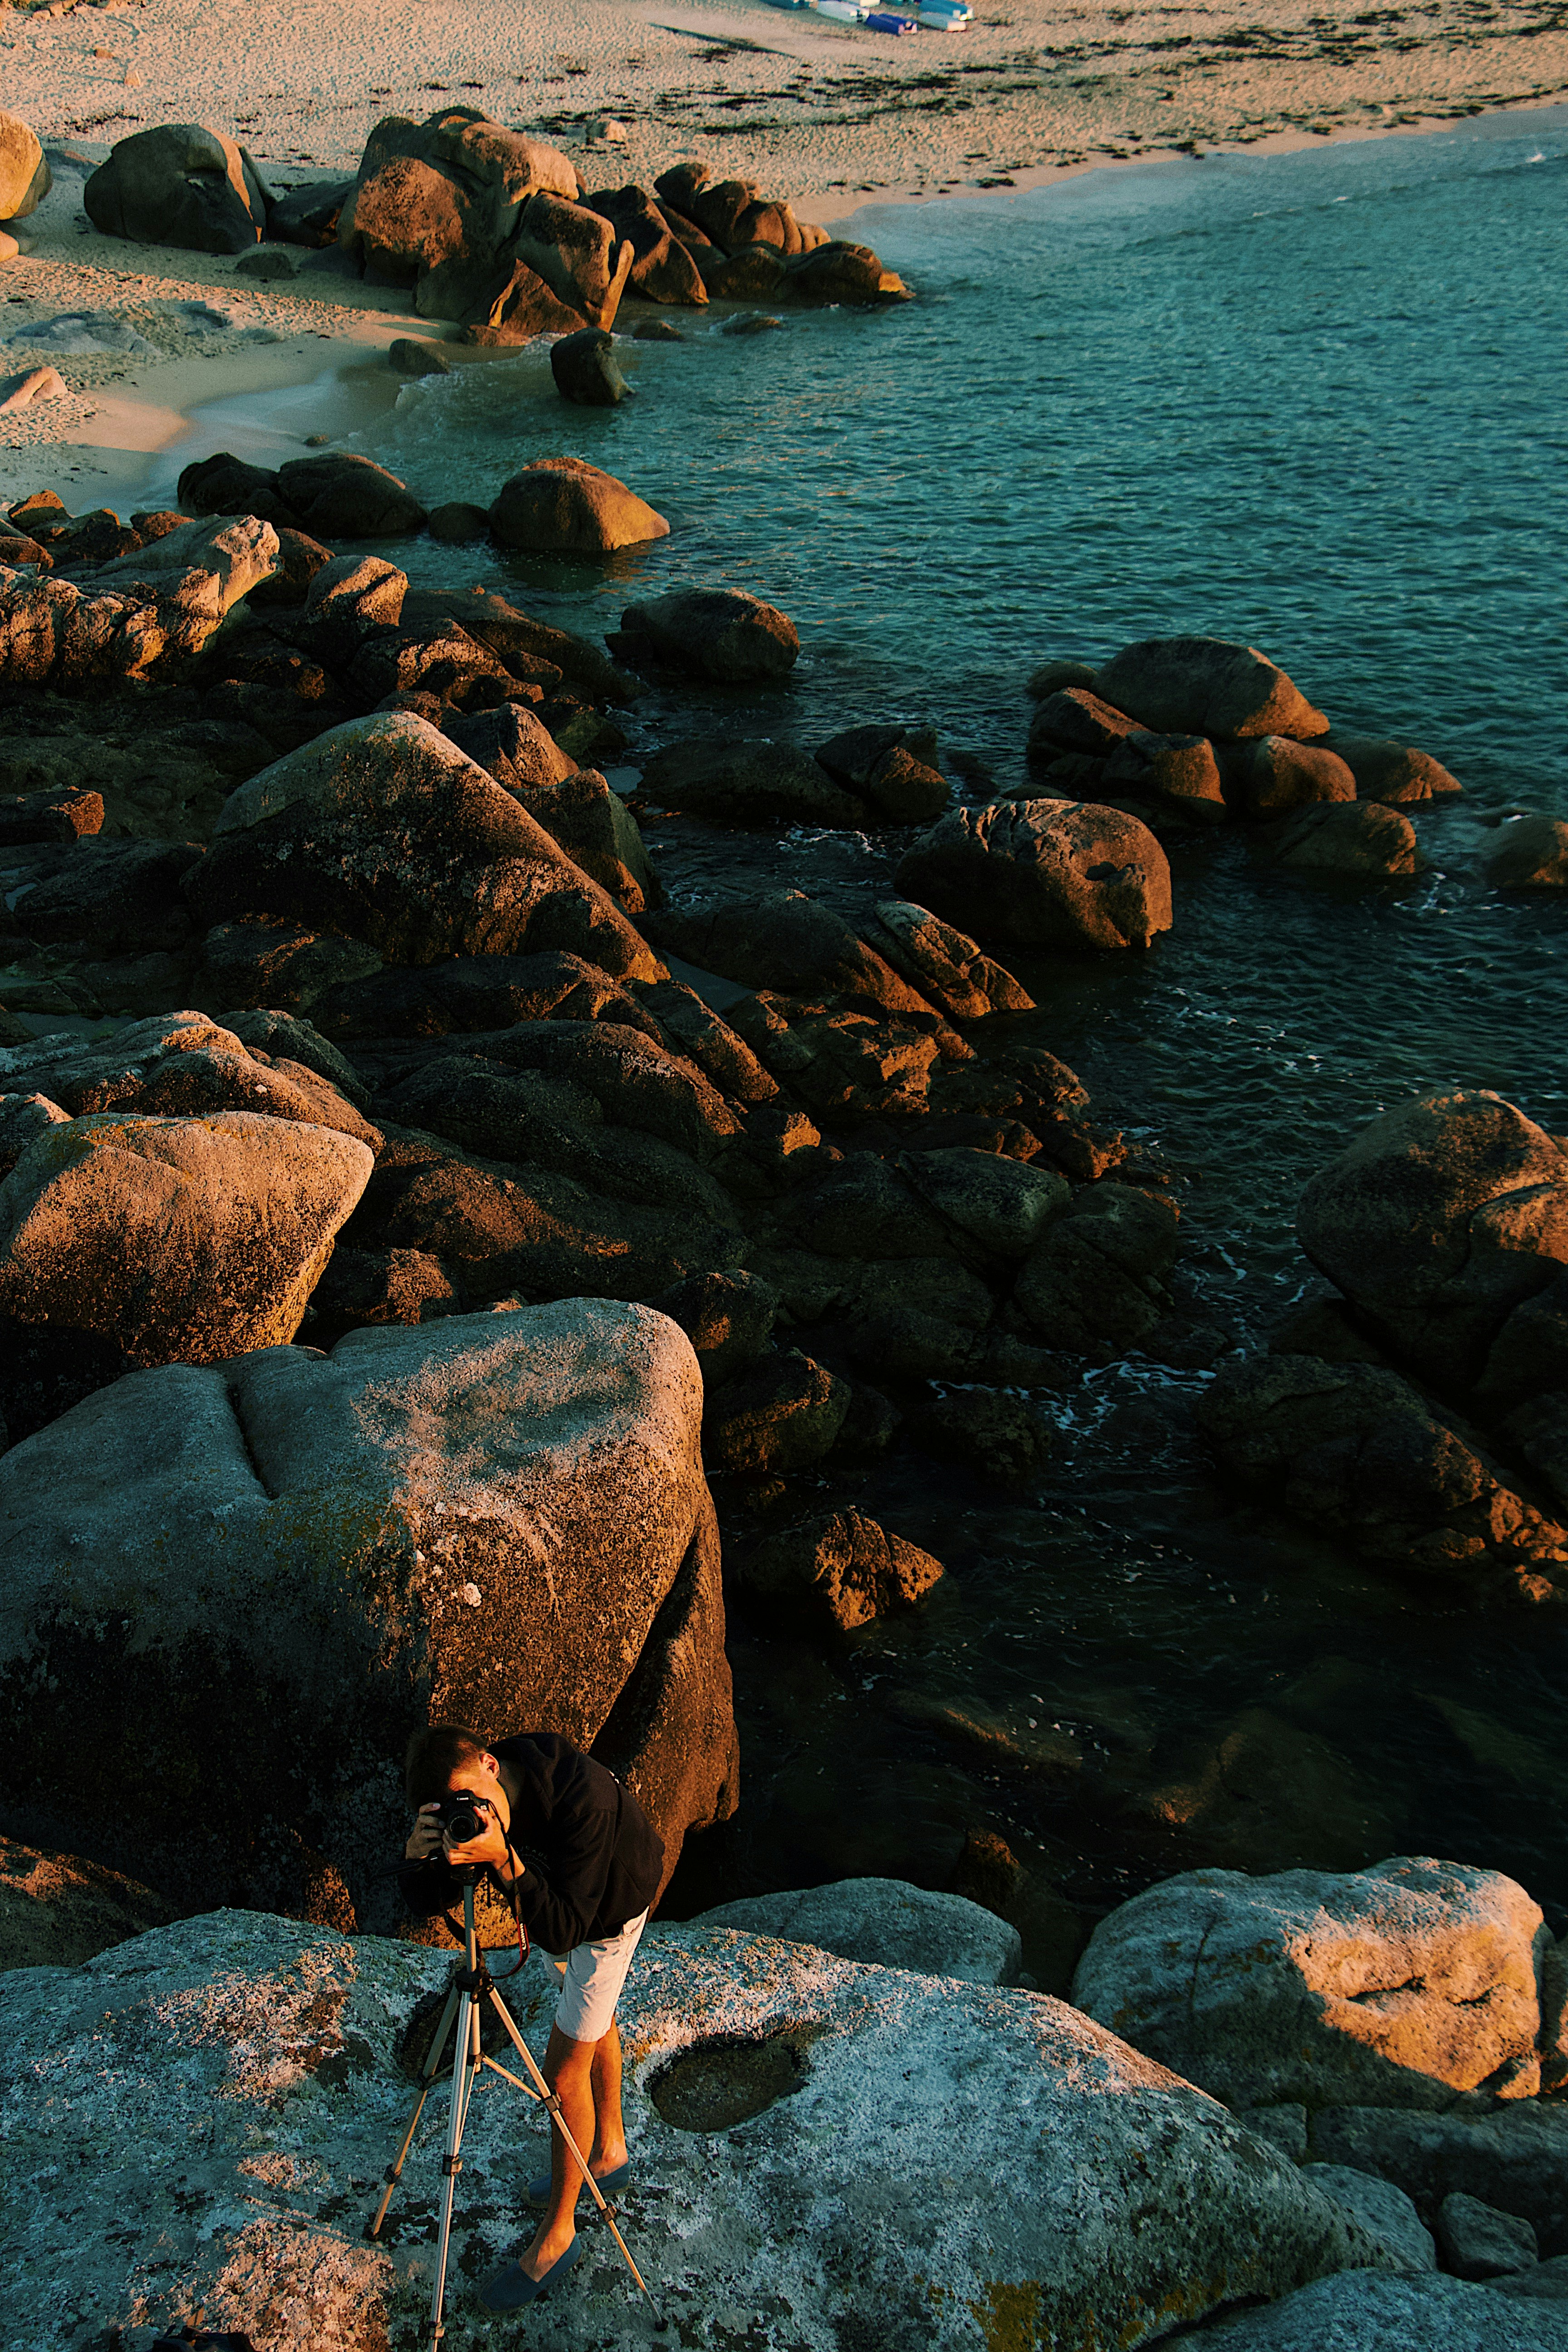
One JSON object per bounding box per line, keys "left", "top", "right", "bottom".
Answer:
{"left": 400, "top": 1723, "right": 665, "bottom": 2313}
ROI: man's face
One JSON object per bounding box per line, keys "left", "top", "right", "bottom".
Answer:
{"left": 446, "top": 1751, "right": 510, "bottom": 1840}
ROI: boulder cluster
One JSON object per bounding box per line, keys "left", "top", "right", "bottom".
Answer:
{"left": 1028, "top": 633, "right": 1462, "bottom": 881}
{"left": 0, "top": 501, "right": 1216, "bottom": 1925}
{"left": 1202, "top": 1088, "right": 1568, "bottom": 1604}
{"left": 60, "top": 106, "right": 909, "bottom": 338}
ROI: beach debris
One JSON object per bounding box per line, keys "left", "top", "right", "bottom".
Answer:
{"left": 0, "top": 110, "right": 50, "bottom": 223}
{"left": 84, "top": 123, "right": 270, "bottom": 255}
{"left": 488, "top": 456, "right": 669, "bottom": 554}
{"left": 550, "top": 323, "right": 633, "bottom": 407}
{"left": 0, "top": 365, "right": 65, "bottom": 415}
{"left": 584, "top": 117, "right": 630, "bottom": 144}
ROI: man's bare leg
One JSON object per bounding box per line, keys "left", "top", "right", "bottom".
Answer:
{"left": 517, "top": 2024, "right": 596, "bottom": 2279}
{"left": 588, "top": 2019, "right": 627, "bottom": 2174}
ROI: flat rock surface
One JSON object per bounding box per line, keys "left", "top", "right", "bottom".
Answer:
{"left": 0, "top": 1909, "right": 1395, "bottom": 2352}
{"left": 1166, "top": 2268, "right": 1568, "bottom": 2347}
{"left": 691, "top": 1875, "right": 1021, "bottom": 1983}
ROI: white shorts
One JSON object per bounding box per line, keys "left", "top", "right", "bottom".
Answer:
{"left": 541, "top": 1909, "right": 649, "bottom": 2044}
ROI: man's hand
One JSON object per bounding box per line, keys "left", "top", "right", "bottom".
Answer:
{"left": 446, "top": 1804, "right": 513, "bottom": 1877}
{"left": 405, "top": 1804, "right": 444, "bottom": 1863}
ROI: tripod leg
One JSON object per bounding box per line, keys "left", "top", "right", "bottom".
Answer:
{"left": 428, "top": 1990, "right": 480, "bottom": 2351}
{"left": 368, "top": 1986, "right": 461, "bottom": 2240}
{"left": 482, "top": 1985, "right": 663, "bottom": 2320}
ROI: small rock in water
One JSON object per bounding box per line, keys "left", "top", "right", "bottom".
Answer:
{"left": 426, "top": 499, "right": 489, "bottom": 543}
{"left": 302, "top": 431, "right": 331, "bottom": 446}
{"left": 1485, "top": 813, "right": 1568, "bottom": 890}
{"left": 234, "top": 245, "right": 296, "bottom": 279}
{"left": 723, "top": 313, "right": 786, "bottom": 336}
{"left": 387, "top": 334, "right": 451, "bottom": 377}
{"left": 632, "top": 317, "right": 683, "bottom": 342}
{"left": 550, "top": 325, "right": 632, "bottom": 407}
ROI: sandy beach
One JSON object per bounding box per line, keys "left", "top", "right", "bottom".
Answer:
{"left": 0, "top": 0, "right": 1565, "bottom": 507}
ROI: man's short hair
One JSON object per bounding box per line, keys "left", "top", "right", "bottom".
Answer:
{"left": 405, "top": 1722, "right": 487, "bottom": 1808}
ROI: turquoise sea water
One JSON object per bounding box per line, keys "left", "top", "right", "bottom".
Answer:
{"left": 188, "top": 113, "right": 1568, "bottom": 1936}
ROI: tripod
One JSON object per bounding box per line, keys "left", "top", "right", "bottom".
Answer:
{"left": 368, "top": 1872, "right": 661, "bottom": 2347}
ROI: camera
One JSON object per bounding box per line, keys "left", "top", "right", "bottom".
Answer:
{"left": 436, "top": 1789, "right": 492, "bottom": 1846}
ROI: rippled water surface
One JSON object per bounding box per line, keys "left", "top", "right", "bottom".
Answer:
{"left": 328, "top": 115, "right": 1568, "bottom": 1940}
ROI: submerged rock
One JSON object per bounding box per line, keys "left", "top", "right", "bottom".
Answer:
{"left": 1486, "top": 814, "right": 1568, "bottom": 890}
{"left": 1072, "top": 1857, "right": 1548, "bottom": 2113}
{"left": 0, "top": 1909, "right": 1396, "bottom": 2349}
{"left": 0, "top": 1300, "right": 734, "bottom": 1920}
{"left": 1274, "top": 801, "right": 1421, "bottom": 877}
{"left": 1166, "top": 2271, "right": 1568, "bottom": 2349}
{"left": 1197, "top": 1352, "right": 1568, "bottom": 1598}
{"left": 550, "top": 323, "right": 633, "bottom": 406}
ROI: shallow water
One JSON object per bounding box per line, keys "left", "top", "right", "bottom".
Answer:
{"left": 196, "top": 116, "right": 1568, "bottom": 1936}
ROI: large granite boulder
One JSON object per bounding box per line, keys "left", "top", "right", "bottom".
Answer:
{"left": 1296, "top": 1092, "right": 1568, "bottom": 1393}
{"left": 694, "top": 1877, "right": 1019, "bottom": 1982}
{"left": 0, "top": 1911, "right": 1396, "bottom": 2348}
{"left": 188, "top": 713, "right": 661, "bottom": 980}
{"left": 85, "top": 123, "right": 270, "bottom": 254}
{"left": 93, "top": 511, "right": 279, "bottom": 611}
{"left": 1310, "top": 2099, "right": 1568, "bottom": 2244}
{"left": 0, "top": 1301, "right": 735, "bottom": 1921}
{"left": 586, "top": 181, "right": 708, "bottom": 304}
{"left": 488, "top": 457, "right": 669, "bottom": 553}
{"left": 0, "top": 112, "right": 50, "bottom": 224}
{"left": 0, "top": 1108, "right": 372, "bottom": 1367}
{"left": 337, "top": 106, "right": 579, "bottom": 319}
{"left": 1072, "top": 1858, "right": 1549, "bottom": 2112}
{"left": 895, "top": 799, "right": 1173, "bottom": 953}
{"left": 637, "top": 738, "right": 861, "bottom": 826}
{"left": 1487, "top": 815, "right": 1568, "bottom": 891}
{"left": 511, "top": 188, "right": 634, "bottom": 329}
{"left": 1094, "top": 637, "right": 1330, "bottom": 741}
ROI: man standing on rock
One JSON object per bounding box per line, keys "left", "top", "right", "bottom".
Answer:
{"left": 400, "top": 1723, "right": 665, "bottom": 2312}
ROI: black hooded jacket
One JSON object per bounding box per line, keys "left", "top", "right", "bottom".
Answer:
{"left": 397, "top": 1733, "right": 665, "bottom": 1953}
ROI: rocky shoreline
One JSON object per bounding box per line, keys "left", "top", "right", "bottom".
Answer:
{"left": 3, "top": 89, "right": 1568, "bottom": 2352}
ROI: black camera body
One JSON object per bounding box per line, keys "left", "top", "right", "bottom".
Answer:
{"left": 436, "top": 1789, "right": 492, "bottom": 1847}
